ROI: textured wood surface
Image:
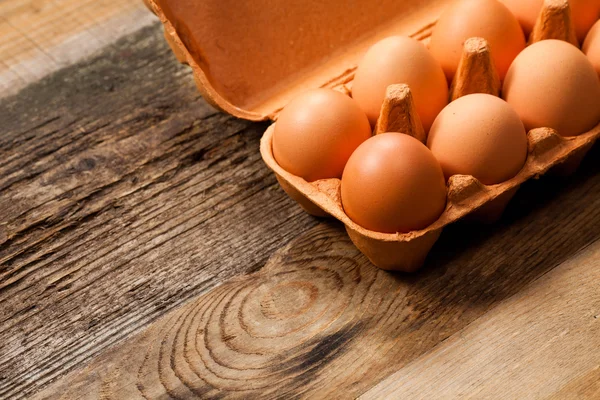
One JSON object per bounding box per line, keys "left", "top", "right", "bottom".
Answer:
{"left": 0, "top": 0, "right": 154, "bottom": 97}
{"left": 360, "top": 240, "right": 600, "bottom": 399}
{"left": 2, "top": 3, "right": 600, "bottom": 399}
{"left": 32, "top": 166, "right": 600, "bottom": 399}
{"left": 0, "top": 25, "right": 317, "bottom": 399}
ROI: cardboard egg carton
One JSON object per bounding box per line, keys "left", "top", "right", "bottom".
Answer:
{"left": 149, "top": 0, "right": 600, "bottom": 271}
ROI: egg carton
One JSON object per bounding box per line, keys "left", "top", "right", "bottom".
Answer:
{"left": 261, "top": 103, "right": 599, "bottom": 271}
{"left": 149, "top": 0, "right": 600, "bottom": 271}
{"left": 261, "top": 0, "right": 600, "bottom": 271}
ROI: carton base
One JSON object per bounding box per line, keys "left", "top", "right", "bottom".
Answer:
{"left": 276, "top": 175, "right": 329, "bottom": 217}
{"left": 550, "top": 141, "right": 594, "bottom": 176}
{"left": 347, "top": 227, "right": 442, "bottom": 272}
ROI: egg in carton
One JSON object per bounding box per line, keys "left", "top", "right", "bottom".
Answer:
{"left": 147, "top": 0, "right": 599, "bottom": 272}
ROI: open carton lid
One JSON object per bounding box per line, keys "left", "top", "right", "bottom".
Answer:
{"left": 151, "top": 0, "right": 451, "bottom": 120}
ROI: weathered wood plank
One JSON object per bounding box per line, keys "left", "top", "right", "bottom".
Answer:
{"left": 32, "top": 141, "right": 600, "bottom": 398}
{"left": 360, "top": 239, "right": 600, "bottom": 399}
{"left": 0, "top": 0, "right": 155, "bottom": 97}
{"left": 0, "top": 25, "right": 317, "bottom": 399}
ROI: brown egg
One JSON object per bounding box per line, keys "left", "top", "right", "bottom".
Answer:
{"left": 583, "top": 20, "right": 600, "bottom": 77}
{"left": 341, "top": 133, "right": 447, "bottom": 233}
{"left": 500, "top": 0, "right": 600, "bottom": 41}
{"left": 503, "top": 39, "right": 600, "bottom": 137}
{"left": 351, "top": 36, "right": 448, "bottom": 132}
{"left": 427, "top": 94, "right": 528, "bottom": 185}
{"left": 273, "top": 89, "right": 371, "bottom": 182}
{"left": 429, "top": 0, "right": 526, "bottom": 81}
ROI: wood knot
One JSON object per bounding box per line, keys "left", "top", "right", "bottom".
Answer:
{"left": 260, "top": 281, "right": 318, "bottom": 319}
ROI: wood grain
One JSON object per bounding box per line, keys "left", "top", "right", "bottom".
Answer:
{"left": 31, "top": 140, "right": 600, "bottom": 398}
{"left": 0, "top": 25, "right": 317, "bottom": 399}
{"left": 360, "top": 240, "right": 600, "bottom": 399}
{"left": 0, "top": 0, "right": 155, "bottom": 97}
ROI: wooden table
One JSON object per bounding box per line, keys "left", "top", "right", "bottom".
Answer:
{"left": 1, "top": 1, "right": 599, "bottom": 399}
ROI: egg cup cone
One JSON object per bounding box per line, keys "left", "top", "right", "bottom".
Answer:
{"left": 450, "top": 37, "right": 500, "bottom": 101}
{"left": 529, "top": 0, "right": 578, "bottom": 46}
{"left": 374, "top": 84, "right": 425, "bottom": 142}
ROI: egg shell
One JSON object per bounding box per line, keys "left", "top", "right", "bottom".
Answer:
{"left": 427, "top": 94, "right": 528, "bottom": 185}
{"left": 503, "top": 39, "right": 600, "bottom": 137}
{"left": 429, "top": 0, "right": 526, "bottom": 81}
{"left": 351, "top": 36, "right": 448, "bottom": 132}
{"left": 583, "top": 20, "right": 600, "bottom": 77}
{"left": 341, "top": 133, "right": 447, "bottom": 234}
{"left": 272, "top": 88, "right": 372, "bottom": 182}
{"left": 500, "top": 0, "right": 600, "bottom": 41}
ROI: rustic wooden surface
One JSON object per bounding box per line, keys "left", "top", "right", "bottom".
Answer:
{"left": 360, "top": 240, "right": 600, "bottom": 399}
{"left": 0, "top": 0, "right": 154, "bottom": 98}
{"left": 1, "top": 3, "right": 600, "bottom": 400}
{"left": 0, "top": 23, "right": 318, "bottom": 399}
{"left": 32, "top": 216, "right": 600, "bottom": 400}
